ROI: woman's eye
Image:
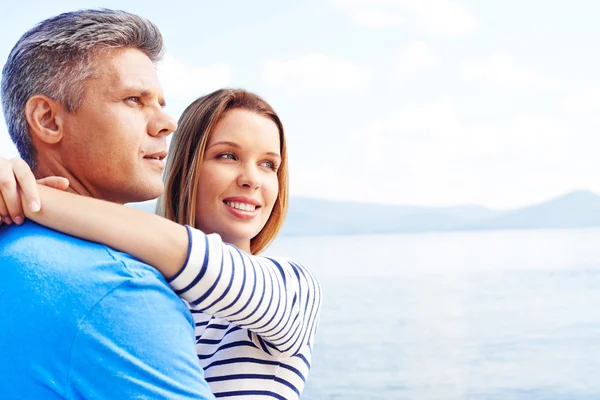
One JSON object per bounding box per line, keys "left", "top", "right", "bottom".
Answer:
{"left": 217, "top": 152, "right": 237, "bottom": 160}
{"left": 260, "top": 160, "right": 278, "bottom": 171}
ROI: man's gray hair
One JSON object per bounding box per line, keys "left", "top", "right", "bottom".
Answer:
{"left": 1, "top": 9, "right": 164, "bottom": 167}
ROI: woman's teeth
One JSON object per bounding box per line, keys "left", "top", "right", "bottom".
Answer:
{"left": 225, "top": 201, "right": 256, "bottom": 212}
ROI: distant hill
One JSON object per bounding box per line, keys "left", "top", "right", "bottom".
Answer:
{"left": 464, "top": 190, "right": 600, "bottom": 230}
{"left": 127, "top": 190, "right": 600, "bottom": 236}
{"left": 280, "top": 197, "right": 501, "bottom": 235}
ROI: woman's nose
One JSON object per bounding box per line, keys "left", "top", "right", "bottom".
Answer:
{"left": 237, "top": 164, "right": 261, "bottom": 189}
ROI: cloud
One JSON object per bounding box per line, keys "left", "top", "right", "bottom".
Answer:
{"left": 563, "top": 88, "right": 600, "bottom": 114}
{"left": 0, "top": 113, "right": 18, "bottom": 158}
{"left": 396, "top": 42, "right": 438, "bottom": 74}
{"left": 0, "top": 134, "right": 18, "bottom": 158}
{"left": 299, "top": 98, "right": 600, "bottom": 208}
{"left": 262, "top": 54, "right": 370, "bottom": 94}
{"left": 332, "top": 0, "right": 476, "bottom": 37}
{"left": 461, "top": 53, "right": 559, "bottom": 90}
{"left": 157, "top": 54, "right": 232, "bottom": 104}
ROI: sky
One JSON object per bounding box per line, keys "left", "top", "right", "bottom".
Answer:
{"left": 2, "top": 0, "right": 600, "bottom": 209}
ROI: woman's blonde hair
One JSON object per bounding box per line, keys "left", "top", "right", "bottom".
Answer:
{"left": 157, "top": 88, "right": 289, "bottom": 254}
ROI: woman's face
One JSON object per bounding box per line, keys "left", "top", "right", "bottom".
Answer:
{"left": 194, "top": 109, "right": 281, "bottom": 252}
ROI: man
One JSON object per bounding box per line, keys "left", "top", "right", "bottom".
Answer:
{"left": 0, "top": 9, "right": 214, "bottom": 399}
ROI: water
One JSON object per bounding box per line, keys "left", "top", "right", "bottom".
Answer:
{"left": 265, "top": 228, "right": 600, "bottom": 400}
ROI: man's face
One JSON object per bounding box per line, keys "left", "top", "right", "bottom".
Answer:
{"left": 59, "top": 48, "right": 176, "bottom": 204}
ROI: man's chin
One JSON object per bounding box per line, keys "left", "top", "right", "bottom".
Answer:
{"left": 121, "top": 182, "right": 164, "bottom": 204}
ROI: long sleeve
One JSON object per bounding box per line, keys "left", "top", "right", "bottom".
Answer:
{"left": 167, "top": 227, "right": 322, "bottom": 358}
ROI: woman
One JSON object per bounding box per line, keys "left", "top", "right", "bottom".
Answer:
{"left": 0, "top": 88, "right": 321, "bottom": 399}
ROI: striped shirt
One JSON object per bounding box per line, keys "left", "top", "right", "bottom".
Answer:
{"left": 168, "top": 227, "right": 322, "bottom": 399}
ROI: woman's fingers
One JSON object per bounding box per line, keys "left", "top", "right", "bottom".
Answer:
{"left": 0, "top": 191, "right": 11, "bottom": 225}
{"left": 0, "top": 157, "right": 67, "bottom": 225}
{"left": 0, "top": 158, "right": 24, "bottom": 224}
{"left": 12, "top": 158, "right": 41, "bottom": 214}
{"left": 37, "top": 176, "right": 70, "bottom": 191}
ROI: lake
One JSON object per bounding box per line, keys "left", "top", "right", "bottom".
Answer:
{"left": 265, "top": 228, "right": 600, "bottom": 400}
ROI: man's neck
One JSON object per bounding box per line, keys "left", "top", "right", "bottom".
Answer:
{"left": 34, "top": 158, "right": 94, "bottom": 198}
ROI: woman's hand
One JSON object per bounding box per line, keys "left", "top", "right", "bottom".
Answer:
{"left": 0, "top": 157, "right": 69, "bottom": 226}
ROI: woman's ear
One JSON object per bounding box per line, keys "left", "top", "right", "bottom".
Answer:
{"left": 24, "top": 94, "right": 64, "bottom": 145}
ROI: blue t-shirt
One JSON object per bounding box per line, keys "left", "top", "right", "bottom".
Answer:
{"left": 0, "top": 221, "right": 215, "bottom": 399}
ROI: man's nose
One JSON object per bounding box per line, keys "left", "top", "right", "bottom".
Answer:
{"left": 149, "top": 108, "right": 177, "bottom": 137}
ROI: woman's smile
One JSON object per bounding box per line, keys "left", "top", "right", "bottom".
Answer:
{"left": 194, "top": 109, "right": 280, "bottom": 252}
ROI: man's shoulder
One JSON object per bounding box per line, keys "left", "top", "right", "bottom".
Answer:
{"left": 0, "top": 223, "right": 211, "bottom": 399}
{"left": 0, "top": 220, "right": 179, "bottom": 332}
{"left": 0, "top": 220, "right": 164, "bottom": 285}
{"left": 1, "top": 220, "right": 109, "bottom": 256}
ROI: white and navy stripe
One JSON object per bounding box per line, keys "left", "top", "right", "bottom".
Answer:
{"left": 168, "top": 227, "right": 322, "bottom": 399}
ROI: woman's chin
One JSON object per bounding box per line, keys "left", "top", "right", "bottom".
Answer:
{"left": 222, "top": 234, "right": 253, "bottom": 252}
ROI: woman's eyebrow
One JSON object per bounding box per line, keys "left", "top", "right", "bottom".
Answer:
{"left": 208, "top": 140, "right": 241, "bottom": 149}
{"left": 208, "top": 141, "right": 281, "bottom": 158}
{"left": 265, "top": 152, "right": 281, "bottom": 159}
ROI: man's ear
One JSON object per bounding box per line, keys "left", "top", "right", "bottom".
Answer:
{"left": 24, "top": 94, "right": 65, "bottom": 145}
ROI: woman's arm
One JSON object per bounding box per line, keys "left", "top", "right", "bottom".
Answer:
{"left": 25, "top": 185, "right": 189, "bottom": 278}
{"left": 26, "top": 185, "right": 322, "bottom": 357}
{"left": 170, "top": 228, "right": 322, "bottom": 357}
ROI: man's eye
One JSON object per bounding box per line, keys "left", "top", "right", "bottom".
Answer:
{"left": 125, "top": 97, "right": 141, "bottom": 104}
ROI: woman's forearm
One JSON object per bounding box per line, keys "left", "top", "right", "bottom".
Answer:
{"left": 24, "top": 185, "right": 188, "bottom": 279}
{"left": 170, "top": 228, "right": 323, "bottom": 357}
